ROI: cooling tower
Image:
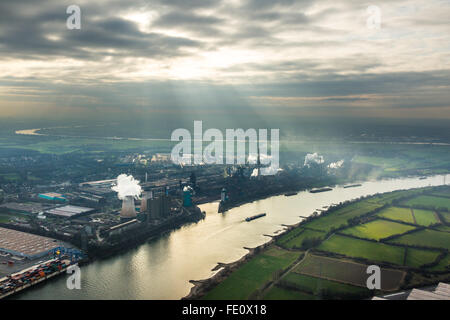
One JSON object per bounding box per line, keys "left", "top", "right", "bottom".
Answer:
{"left": 121, "top": 196, "right": 137, "bottom": 218}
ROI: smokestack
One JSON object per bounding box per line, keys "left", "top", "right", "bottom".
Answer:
{"left": 121, "top": 196, "right": 137, "bottom": 219}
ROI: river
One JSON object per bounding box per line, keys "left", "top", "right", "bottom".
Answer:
{"left": 13, "top": 174, "right": 449, "bottom": 300}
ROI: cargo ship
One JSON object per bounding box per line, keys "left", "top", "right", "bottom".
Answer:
{"left": 245, "top": 213, "right": 267, "bottom": 222}
{"left": 343, "top": 184, "right": 362, "bottom": 189}
{"left": 284, "top": 192, "right": 298, "bottom": 197}
{"left": 309, "top": 187, "right": 333, "bottom": 194}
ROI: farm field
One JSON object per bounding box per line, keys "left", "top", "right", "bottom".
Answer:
{"left": 280, "top": 272, "right": 371, "bottom": 298}
{"left": 318, "top": 234, "right": 405, "bottom": 265}
{"left": 412, "top": 209, "right": 440, "bottom": 226}
{"left": 202, "top": 246, "right": 300, "bottom": 300}
{"left": 405, "top": 248, "right": 442, "bottom": 268}
{"left": 434, "top": 225, "right": 450, "bottom": 233}
{"left": 340, "top": 219, "right": 416, "bottom": 241}
{"left": 201, "top": 186, "right": 450, "bottom": 300}
{"left": 262, "top": 286, "right": 317, "bottom": 300}
{"left": 303, "top": 201, "right": 383, "bottom": 233}
{"left": 377, "top": 207, "right": 415, "bottom": 224}
{"left": 430, "top": 191, "right": 450, "bottom": 198}
{"left": 438, "top": 211, "right": 450, "bottom": 224}
{"left": 293, "top": 254, "right": 403, "bottom": 291}
{"left": 0, "top": 214, "right": 11, "bottom": 223}
{"left": 277, "top": 228, "right": 325, "bottom": 249}
{"left": 427, "top": 254, "right": 450, "bottom": 272}
{"left": 404, "top": 195, "right": 450, "bottom": 211}
{"left": 389, "top": 229, "right": 450, "bottom": 250}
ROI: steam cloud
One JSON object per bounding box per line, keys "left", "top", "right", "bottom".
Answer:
{"left": 328, "top": 160, "right": 345, "bottom": 169}
{"left": 304, "top": 153, "right": 324, "bottom": 167}
{"left": 111, "top": 174, "right": 142, "bottom": 200}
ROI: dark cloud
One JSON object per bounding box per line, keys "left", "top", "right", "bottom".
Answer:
{"left": 0, "top": 0, "right": 449, "bottom": 120}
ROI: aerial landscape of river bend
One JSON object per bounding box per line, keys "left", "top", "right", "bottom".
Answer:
{"left": 12, "top": 174, "right": 449, "bottom": 300}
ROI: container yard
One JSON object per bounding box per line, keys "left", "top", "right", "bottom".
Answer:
{"left": 0, "top": 258, "right": 74, "bottom": 299}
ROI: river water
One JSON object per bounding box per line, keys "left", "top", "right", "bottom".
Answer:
{"left": 14, "top": 174, "right": 449, "bottom": 300}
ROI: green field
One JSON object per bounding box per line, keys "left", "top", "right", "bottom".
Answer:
{"left": 427, "top": 254, "right": 450, "bottom": 272}
{"left": 262, "top": 286, "right": 317, "bottom": 300}
{"left": 293, "top": 254, "right": 404, "bottom": 291}
{"left": 318, "top": 234, "right": 405, "bottom": 265}
{"left": 434, "top": 225, "right": 450, "bottom": 233}
{"left": 412, "top": 209, "right": 440, "bottom": 226}
{"left": 304, "top": 201, "right": 383, "bottom": 232}
{"left": 389, "top": 229, "right": 450, "bottom": 250}
{"left": 405, "top": 248, "right": 442, "bottom": 268}
{"left": 280, "top": 273, "right": 370, "bottom": 298}
{"left": 341, "top": 219, "right": 416, "bottom": 241}
{"left": 0, "top": 214, "right": 11, "bottom": 223}
{"left": 404, "top": 195, "right": 450, "bottom": 211}
{"left": 377, "top": 207, "right": 415, "bottom": 224}
{"left": 277, "top": 228, "right": 326, "bottom": 249}
{"left": 439, "top": 211, "right": 450, "bottom": 224}
{"left": 202, "top": 247, "right": 300, "bottom": 300}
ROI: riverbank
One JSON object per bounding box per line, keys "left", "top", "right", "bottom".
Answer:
{"left": 183, "top": 221, "right": 301, "bottom": 300}
{"left": 13, "top": 174, "right": 450, "bottom": 300}
{"left": 183, "top": 181, "right": 450, "bottom": 300}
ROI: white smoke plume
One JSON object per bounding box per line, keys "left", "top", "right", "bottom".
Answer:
{"left": 304, "top": 153, "right": 324, "bottom": 167}
{"left": 111, "top": 174, "right": 142, "bottom": 200}
{"left": 328, "top": 160, "right": 345, "bottom": 169}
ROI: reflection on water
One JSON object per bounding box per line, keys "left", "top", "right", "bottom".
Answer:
{"left": 15, "top": 174, "right": 449, "bottom": 300}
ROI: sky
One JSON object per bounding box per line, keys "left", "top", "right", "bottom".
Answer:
{"left": 0, "top": 0, "right": 449, "bottom": 120}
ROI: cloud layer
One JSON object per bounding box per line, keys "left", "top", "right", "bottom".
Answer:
{"left": 0, "top": 0, "right": 449, "bottom": 119}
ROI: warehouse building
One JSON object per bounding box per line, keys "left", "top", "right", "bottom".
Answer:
{"left": 45, "top": 205, "right": 95, "bottom": 218}
{"left": 38, "top": 193, "right": 67, "bottom": 202}
{"left": 0, "top": 227, "right": 60, "bottom": 259}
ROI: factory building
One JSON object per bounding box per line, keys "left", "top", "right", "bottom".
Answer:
{"left": 38, "top": 193, "right": 67, "bottom": 202}
{"left": 45, "top": 205, "right": 96, "bottom": 219}
{"left": 143, "top": 191, "right": 171, "bottom": 221}
{"left": 0, "top": 227, "right": 60, "bottom": 259}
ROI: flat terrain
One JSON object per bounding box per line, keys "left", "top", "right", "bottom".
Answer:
{"left": 427, "top": 254, "right": 450, "bottom": 272}
{"left": 377, "top": 207, "right": 415, "bottom": 224}
{"left": 200, "top": 185, "right": 450, "bottom": 300}
{"left": 404, "top": 195, "right": 450, "bottom": 211}
{"left": 303, "top": 201, "right": 383, "bottom": 233}
{"left": 412, "top": 209, "right": 440, "bottom": 226}
{"left": 277, "top": 228, "right": 325, "bottom": 249}
{"left": 262, "top": 286, "right": 317, "bottom": 300}
{"left": 278, "top": 272, "right": 370, "bottom": 298}
{"left": 293, "top": 254, "right": 404, "bottom": 291}
{"left": 389, "top": 229, "right": 450, "bottom": 250}
{"left": 404, "top": 248, "right": 442, "bottom": 268}
{"left": 202, "top": 246, "right": 300, "bottom": 300}
{"left": 340, "top": 219, "right": 416, "bottom": 241}
{"left": 318, "top": 234, "right": 405, "bottom": 265}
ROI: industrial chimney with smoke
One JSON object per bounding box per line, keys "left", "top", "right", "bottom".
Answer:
{"left": 121, "top": 196, "right": 137, "bottom": 219}
{"left": 111, "top": 174, "right": 142, "bottom": 220}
